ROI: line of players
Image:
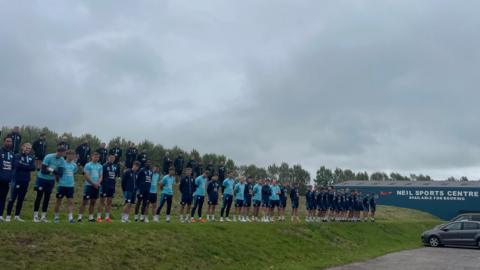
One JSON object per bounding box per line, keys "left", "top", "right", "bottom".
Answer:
{"left": 305, "top": 186, "right": 377, "bottom": 223}
{"left": 0, "top": 137, "right": 377, "bottom": 223}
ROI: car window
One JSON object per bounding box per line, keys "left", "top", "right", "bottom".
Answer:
{"left": 463, "top": 222, "right": 479, "bottom": 230}
{"left": 472, "top": 215, "right": 480, "bottom": 221}
{"left": 444, "top": 222, "right": 462, "bottom": 230}
{"left": 453, "top": 215, "right": 468, "bottom": 221}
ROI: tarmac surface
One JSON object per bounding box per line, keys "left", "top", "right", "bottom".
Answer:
{"left": 328, "top": 247, "right": 480, "bottom": 270}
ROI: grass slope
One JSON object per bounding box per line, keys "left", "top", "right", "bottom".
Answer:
{"left": 0, "top": 206, "right": 440, "bottom": 270}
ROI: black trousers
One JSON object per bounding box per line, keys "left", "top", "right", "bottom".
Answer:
{"left": 191, "top": 195, "right": 205, "bottom": 218}
{"left": 0, "top": 181, "right": 10, "bottom": 216}
{"left": 7, "top": 181, "right": 29, "bottom": 216}
{"left": 220, "top": 194, "right": 233, "bottom": 217}
{"left": 156, "top": 194, "right": 173, "bottom": 215}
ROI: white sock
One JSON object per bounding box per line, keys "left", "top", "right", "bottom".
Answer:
{"left": 141, "top": 215, "right": 145, "bottom": 220}
{"left": 54, "top": 213, "right": 59, "bottom": 219}
{"left": 78, "top": 214, "right": 83, "bottom": 219}
{"left": 88, "top": 214, "right": 94, "bottom": 220}
{"left": 68, "top": 213, "right": 73, "bottom": 220}
{"left": 41, "top": 212, "right": 46, "bottom": 219}
{"left": 34, "top": 211, "right": 39, "bottom": 218}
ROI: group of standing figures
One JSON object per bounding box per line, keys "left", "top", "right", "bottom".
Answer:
{"left": 0, "top": 128, "right": 377, "bottom": 224}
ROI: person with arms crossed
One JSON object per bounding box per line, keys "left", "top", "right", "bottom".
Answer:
{"left": 206, "top": 174, "right": 220, "bottom": 221}
{"left": 268, "top": 180, "right": 281, "bottom": 222}
{"left": 6, "top": 142, "right": 34, "bottom": 222}
{"left": 220, "top": 171, "right": 235, "bottom": 222}
{"left": 33, "top": 146, "right": 66, "bottom": 223}
{"left": 98, "top": 154, "right": 120, "bottom": 222}
{"left": 155, "top": 167, "right": 175, "bottom": 222}
{"left": 78, "top": 152, "right": 103, "bottom": 222}
{"left": 179, "top": 167, "right": 195, "bottom": 223}
{"left": 261, "top": 179, "right": 272, "bottom": 222}
{"left": 305, "top": 185, "right": 315, "bottom": 222}
{"left": 121, "top": 161, "right": 140, "bottom": 223}
{"left": 278, "top": 182, "right": 288, "bottom": 222}
{"left": 233, "top": 177, "right": 246, "bottom": 222}
{"left": 53, "top": 150, "right": 77, "bottom": 223}
{"left": 147, "top": 166, "right": 160, "bottom": 222}
{"left": 243, "top": 177, "right": 254, "bottom": 222}
{"left": 190, "top": 170, "right": 209, "bottom": 223}
{"left": 290, "top": 182, "right": 300, "bottom": 222}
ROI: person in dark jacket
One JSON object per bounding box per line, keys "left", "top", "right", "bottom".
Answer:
{"left": 6, "top": 126, "right": 22, "bottom": 154}
{"left": 5, "top": 143, "right": 35, "bottom": 222}
{"left": 137, "top": 150, "right": 148, "bottom": 168}
{"left": 0, "top": 137, "right": 15, "bottom": 221}
{"left": 289, "top": 183, "right": 300, "bottom": 222}
{"left": 96, "top": 143, "right": 108, "bottom": 165}
{"left": 57, "top": 136, "right": 70, "bottom": 150}
{"left": 174, "top": 154, "right": 184, "bottom": 176}
{"left": 32, "top": 133, "right": 47, "bottom": 170}
{"left": 134, "top": 161, "right": 152, "bottom": 222}
{"left": 218, "top": 161, "right": 226, "bottom": 182}
{"left": 75, "top": 140, "right": 90, "bottom": 167}
{"left": 108, "top": 143, "right": 122, "bottom": 164}
{"left": 179, "top": 167, "right": 195, "bottom": 222}
{"left": 206, "top": 161, "right": 215, "bottom": 180}
{"left": 195, "top": 161, "right": 203, "bottom": 178}
{"left": 121, "top": 161, "right": 140, "bottom": 223}
{"left": 125, "top": 143, "right": 138, "bottom": 169}
{"left": 162, "top": 153, "right": 172, "bottom": 175}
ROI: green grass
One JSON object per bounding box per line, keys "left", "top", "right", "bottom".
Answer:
{"left": 0, "top": 174, "right": 442, "bottom": 270}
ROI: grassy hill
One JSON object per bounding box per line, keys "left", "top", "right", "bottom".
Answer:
{"left": 0, "top": 174, "right": 442, "bottom": 270}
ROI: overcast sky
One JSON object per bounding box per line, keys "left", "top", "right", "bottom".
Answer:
{"left": 1, "top": 0, "right": 480, "bottom": 179}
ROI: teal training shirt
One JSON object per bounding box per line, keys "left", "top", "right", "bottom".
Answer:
{"left": 194, "top": 175, "right": 207, "bottom": 196}
{"left": 161, "top": 175, "right": 175, "bottom": 195}
{"left": 269, "top": 185, "right": 281, "bottom": 201}
{"left": 58, "top": 161, "right": 77, "bottom": 187}
{"left": 253, "top": 183, "right": 262, "bottom": 201}
{"left": 222, "top": 178, "right": 235, "bottom": 196}
{"left": 83, "top": 162, "right": 103, "bottom": 186}
{"left": 37, "top": 153, "right": 66, "bottom": 181}
{"left": 150, "top": 173, "right": 160, "bottom": 193}
{"left": 234, "top": 182, "right": 246, "bottom": 200}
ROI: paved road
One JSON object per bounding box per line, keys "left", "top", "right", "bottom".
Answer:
{"left": 328, "top": 247, "right": 480, "bottom": 270}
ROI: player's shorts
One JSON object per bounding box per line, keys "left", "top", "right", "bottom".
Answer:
{"left": 36, "top": 177, "right": 55, "bottom": 193}
{"left": 123, "top": 191, "right": 136, "bottom": 204}
{"left": 279, "top": 198, "right": 287, "bottom": 208}
{"left": 100, "top": 185, "right": 116, "bottom": 198}
{"left": 363, "top": 203, "right": 370, "bottom": 212}
{"left": 253, "top": 199, "right": 261, "bottom": 207}
{"left": 270, "top": 200, "right": 280, "bottom": 209}
{"left": 83, "top": 185, "right": 99, "bottom": 200}
{"left": 370, "top": 204, "right": 376, "bottom": 213}
{"left": 208, "top": 196, "right": 218, "bottom": 205}
{"left": 261, "top": 198, "right": 270, "bottom": 208}
{"left": 148, "top": 193, "right": 157, "bottom": 204}
{"left": 180, "top": 194, "right": 193, "bottom": 205}
{"left": 306, "top": 202, "right": 315, "bottom": 210}
{"left": 56, "top": 186, "right": 74, "bottom": 199}
{"left": 244, "top": 196, "right": 252, "bottom": 207}
{"left": 137, "top": 190, "right": 149, "bottom": 201}
{"left": 235, "top": 199, "right": 244, "bottom": 207}
{"left": 291, "top": 199, "right": 299, "bottom": 209}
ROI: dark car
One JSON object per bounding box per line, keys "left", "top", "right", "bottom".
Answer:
{"left": 421, "top": 221, "right": 480, "bottom": 248}
{"left": 450, "top": 213, "right": 480, "bottom": 222}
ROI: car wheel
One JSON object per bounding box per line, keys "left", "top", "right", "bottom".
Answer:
{"left": 429, "top": 236, "right": 440, "bottom": 247}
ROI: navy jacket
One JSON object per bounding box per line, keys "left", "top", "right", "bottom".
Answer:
{"left": 32, "top": 139, "right": 47, "bottom": 158}
{"left": 102, "top": 162, "right": 120, "bottom": 186}
{"left": 136, "top": 167, "right": 153, "bottom": 193}
{"left": 121, "top": 169, "right": 137, "bottom": 193}
{"left": 13, "top": 153, "right": 35, "bottom": 183}
{"left": 174, "top": 156, "right": 184, "bottom": 173}
{"left": 290, "top": 187, "right": 299, "bottom": 201}
{"left": 75, "top": 144, "right": 90, "bottom": 161}
{"left": 96, "top": 147, "right": 108, "bottom": 164}
{"left": 179, "top": 175, "right": 195, "bottom": 196}
{"left": 108, "top": 147, "right": 122, "bottom": 163}
{"left": 207, "top": 181, "right": 220, "bottom": 200}
{"left": 6, "top": 132, "right": 22, "bottom": 153}
{"left": 125, "top": 147, "right": 138, "bottom": 168}
{"left": 0, "top": 147, "right": 15, "bottom": 182}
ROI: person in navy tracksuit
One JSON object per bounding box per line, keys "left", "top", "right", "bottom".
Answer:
{"left": 0, "top": 137, "right": 15, "bottom": 221}
{"left": 6, "top": 127, "right": 22, "bottom": 154}
{"left": 6, "top": 143, "right": 35, "bottom": 221}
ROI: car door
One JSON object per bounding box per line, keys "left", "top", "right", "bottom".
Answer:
{"left": 458, "top": 222, "right": 479, "bottom": 246}
{"left": 438, "top": 222, "right": 463, "bottom": 245}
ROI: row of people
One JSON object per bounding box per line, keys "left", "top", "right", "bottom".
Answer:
{"left": 0, "top": 138, "right": 377, "bottom": 223}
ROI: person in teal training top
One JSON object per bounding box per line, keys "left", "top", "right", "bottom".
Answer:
{"left": 78, "top": 152, "right": 103, "bottom": 223}
{"left": 252, "top": 179, "right": 263, "bottom": 222}
{"left": 156, "top": 167, "right": 175, "bottom": 222}
{"left": 268, "top": 180, "right": 281, "bottom": 222}
{"left": 146, "top": 166, "right": 160, "bottom": 222}
{"left": 53, "top": 150, "right": 77, "bottom": 223}
{"left": 190, "top": 170, "right": 209, "bottom": 222}
{"left": 233, "top": 177, "right": 246, "bottom": 222}
{"left": 220, "top": 171, "right": 236, "bottom": 222}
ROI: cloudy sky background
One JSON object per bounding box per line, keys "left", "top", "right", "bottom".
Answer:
{"left": 1, "top": 0, "right": 480, "bottom": 179}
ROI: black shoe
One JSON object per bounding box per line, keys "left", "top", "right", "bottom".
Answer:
{"left": 88, "top": 219, "right": 95, "bottom": 223}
